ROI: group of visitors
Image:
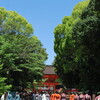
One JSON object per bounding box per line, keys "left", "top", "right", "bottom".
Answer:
{"left": 50, "top": 92, "right": 100, "bottom": 100}
{"left": 0, "top": 91, "right": 50, "bottom": 100}
{"left": 0, "top": 92, "right": 20, "bottom": 100}
{"left": 0, "top": 91, "right": 100, "bottom": 100}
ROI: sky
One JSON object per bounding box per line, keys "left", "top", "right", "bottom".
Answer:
{"left": 0, "top": 0, "right": 83, "bottom": 65}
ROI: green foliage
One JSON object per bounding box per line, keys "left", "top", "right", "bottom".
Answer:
{"left": 0, "top": 7, "right": 47, "bottom": 91}
{"left": 72, "top": 0, "right": 100, "bottom": 92}
{"left": 0, "top": 7, "right": 33, "bottom": 36}
{"left": 54, "top": 0, "right": 100, "bottom": 92}
{"left": 0, "top": 65, "right": 12, "bottom": 95}
{"left": 53, "top": 0, "right": 90, "bottom": 88}
{"left": 0, "top": 78, "right": 12, "bottom": 95}
{"left": 72, "top": 0, "right": 90, "bottom": 19}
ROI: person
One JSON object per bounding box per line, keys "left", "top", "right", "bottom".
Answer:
{"left": 15, "top": 92, "right": 21, "bottom": 100}
{"left": 50, "top": 92, "right": 55, "bottom": 100}
{"left": 1, "top": 93, "right": 5, "bottom": 100}
{"left": 20, "top": 92, "right": 24, "bottom": 100}
{"left": 54, "top": 91, "right": 61, "bottom": 100}
{"left": 38, "top": 92, "right": 42, "bottom": 100}
{"left": 95, "top": 92, "right": 100, "bottom": 100}
{"left": 35, "top": 92, "right": 40, "bottom": 100}
{"left": 74, "top": 93, "right": 79, "bottom": 100}
{"left": 66, "top": 92, "right": 70, "bottom": 100}
{"left": 32, "top": 92, "right": 36, "bottom": 100}
{"left": 7, "top": 92, "right": 13, "bottom": 100}
{"left": 79, "top": 92, "right": 85, "bottom": 100}
{"left": 41, "top": 92, "right": 46, "bottom": 100}
{"left": 61, "top": 92, "right": 66, "bottom": 100}
{"left": 5, "top": 92, "right": 8, "bottom": 100}
{"left": 70, "top": 92, "right": 75, "bottom": 100}
{"left": 84, "top": 93, "right": 91, "bottom": 100}
{"left": 45, "top": 92, "right": 50, "bottom": 100}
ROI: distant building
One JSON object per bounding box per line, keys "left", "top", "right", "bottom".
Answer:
{"left": 42, "top": 65, "right": 59, "bottom": 91}
{"left": 33, "top": 65, "right": 60, "bottom": 92}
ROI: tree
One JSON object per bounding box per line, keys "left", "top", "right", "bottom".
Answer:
{"left": 72, "top": 0, "right": 100, "bottom": 92}
{"left": 53, "top": 0, "right": 89, "bottom": 88}
{"left": 0, "top": 64, "right": 11, "bottom": 96}
{"left": 0, "top": 7, "right": 47, "bottom": 91}
{"left": 0, "top": 7, "right": 33, "bottom": 36}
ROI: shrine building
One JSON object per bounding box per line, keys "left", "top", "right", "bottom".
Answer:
{"left": 36, "top": 65, "right": 60, "bottom": 92}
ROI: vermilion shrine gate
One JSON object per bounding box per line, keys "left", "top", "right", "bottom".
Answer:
{"left": 33, "top": 65, "right": 60, "bottom": 92}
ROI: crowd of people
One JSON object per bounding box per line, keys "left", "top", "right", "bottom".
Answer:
{"left": 0, "top": 91, "right": 100, "bottom": 100}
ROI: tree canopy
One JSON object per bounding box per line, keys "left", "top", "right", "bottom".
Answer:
{"left": 54, "top": 0, "right": 100, "bottom": 92}
{"left": 0, "top": 64, "right": 11, "bottom": 95}
{"left": 54, "top": 0, "right": 90, "bottom": 88}
{"left": 0, "top": 7, "right": 48, "bottom": 91}
{"left": 72, "top": 0, "right": 100, "bottom": 92}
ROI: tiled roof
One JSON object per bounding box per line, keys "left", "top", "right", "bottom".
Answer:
{"left": 43, "top": 65, "right": 56, "bottom": 75}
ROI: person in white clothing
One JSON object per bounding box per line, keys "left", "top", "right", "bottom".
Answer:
{"left": 95, "top": 92, "right": 100, "bottom": 100}
{"left": 41, "top": 92, "right": 46, "bottom": 100}
{"left": 1, "top": 93, "right": 5, "bottom": 100}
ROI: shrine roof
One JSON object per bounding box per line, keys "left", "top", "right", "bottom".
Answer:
{"left": 43, "top": 65, "right": 56, "bottom": 75}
